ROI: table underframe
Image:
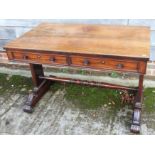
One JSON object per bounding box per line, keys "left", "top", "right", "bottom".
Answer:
{"left": 23, "top": 63, "right": 144, "bottom": 133}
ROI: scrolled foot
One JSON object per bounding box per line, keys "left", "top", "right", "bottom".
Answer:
{"left": 23, "top": 80, "right": 51, "bottom": 113}
{"left": 131, "top": 102, "right": 142, "bottom": 133}
{"left": 23, "top": 92, "right": 35, "bottom": 113}
{"left": 131, "top": 124, "right": 140, "bottom": 133}
{"left": 132, "top": 109, "right": 141, "bottom": 125}
{"left": 23, "top": 105, "right": 34, "bottom": 113}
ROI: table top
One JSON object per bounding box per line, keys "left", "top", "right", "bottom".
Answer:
{"left": 4, "top": 23, "right": 150, "bottom": 59}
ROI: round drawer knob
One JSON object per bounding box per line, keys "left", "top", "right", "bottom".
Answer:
{"left": 116, "top": 64, "right": 124, "bottom": 69}
{"left": 84, "top": 59, "right": 89, "bottom": 66}
{"left": 37, "top": 55, "right": 41, "bottom": 59}
{"left": 23, "top": 55, "right": 28, "bottom": 60}
{"left": 50, "top": 57, "right": 56, "bottom": 62}
{"left": 101, "top": 61, "right": 105, "bottom": 64}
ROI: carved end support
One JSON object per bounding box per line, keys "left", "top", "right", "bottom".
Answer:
{"left": 23, "top": 80, "right": 51, "bottom": 113}
{"left": 23, "top": 89, "right": 37, "bottom": 113}
{"left": 131, "top": 102, "right": 142, "bottom": 133}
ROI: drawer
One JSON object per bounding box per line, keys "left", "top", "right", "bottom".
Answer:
{"left": 70, "top": 56, "right": 139, "bottom": 72}
{"left": 11, "top": 52, "right": 67, "bottom": 65}
{"left": 7, "top": 51, "right": 144, "bottom": 73}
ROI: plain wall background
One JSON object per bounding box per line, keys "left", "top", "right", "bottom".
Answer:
{"left": 0, "top": 19, "right": 154, "bottom": 60}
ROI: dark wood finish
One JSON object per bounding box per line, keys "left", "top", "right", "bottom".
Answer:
{"left": 4, "top": 23, "right": 150, "bottom": 133}
{"left": 70, "top": 55, "right": 140, "bottom": 73}
{"left": 6, "top": 50, "right": 147, "bottom": 74}
{"left": 23, "top": 79, "right": 51, "bottom": 113}
{"left": 30, "top": 64, "right": 44, "bottom": 86}
{"left": 131, "top": 75, "right": 144, "bottom": 133}
{"left": 23, "top": 64, "right": 51, "bottom": 113}
{"left": 11, "top": 51, "right": 68, "bottom": 66}
{"left": 40, "top": 75, "right": 138, "bottom": 91}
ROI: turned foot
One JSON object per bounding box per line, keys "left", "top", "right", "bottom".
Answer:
{"left": 131, "top": 102, "right": 142, "bottom": 134}
{"left": 23, "top": 105, "right": 34, "bottom": 113}
{"left": 23, "top": 79, "right": 51, "bottom": 113}
{"left": 131, "top": 124, "right": 140, "bottom": 133}
{"left": 23, "top": 89, "right": 37, "bottom": 113}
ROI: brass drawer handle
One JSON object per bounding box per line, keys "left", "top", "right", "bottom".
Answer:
{"left": 116, "top": 63, "right": 124, "bottom": 69}
{"left": 83, "top": 59, "right": 90, "bottom": 66}
{"left": 50, "top": 57, "right": 56, "bottom": 62}
{"left": 23, "top": 55, "right": 28, "bottom": 60}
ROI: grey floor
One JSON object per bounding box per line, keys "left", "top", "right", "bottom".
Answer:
{"left": 0, "top": 66, "right": 155, "bottom": 135}
{"left": 0, "top": 88, "right": 155, "bottom": 135}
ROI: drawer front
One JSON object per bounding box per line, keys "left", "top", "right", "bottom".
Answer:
{"left": 7, "top": 50, "right": 146, "bottom": 73}
{"left": 11, "top": 52, "right": 67, "bottom": 65}
{"left": 70, "top": 56, "right": 139, "bottom": 72}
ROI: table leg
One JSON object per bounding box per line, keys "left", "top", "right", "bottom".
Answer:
{"left": 131, "top": 74, "right": 144, "bottom": 133}
{"left": 23, "top": 64, "right": 51, "bottom": 113}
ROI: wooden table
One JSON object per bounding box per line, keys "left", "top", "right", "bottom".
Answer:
{"left": 4, "top": 23, "right": 150, "bottom": 133}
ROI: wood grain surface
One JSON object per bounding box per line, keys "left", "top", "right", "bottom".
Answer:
{"left": 4, "top": 23, "right": 150, "bottom": 59}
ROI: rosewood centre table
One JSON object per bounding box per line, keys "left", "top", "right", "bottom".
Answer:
{"left": 4, "top": 23, "right": 150, "bottom": 133}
